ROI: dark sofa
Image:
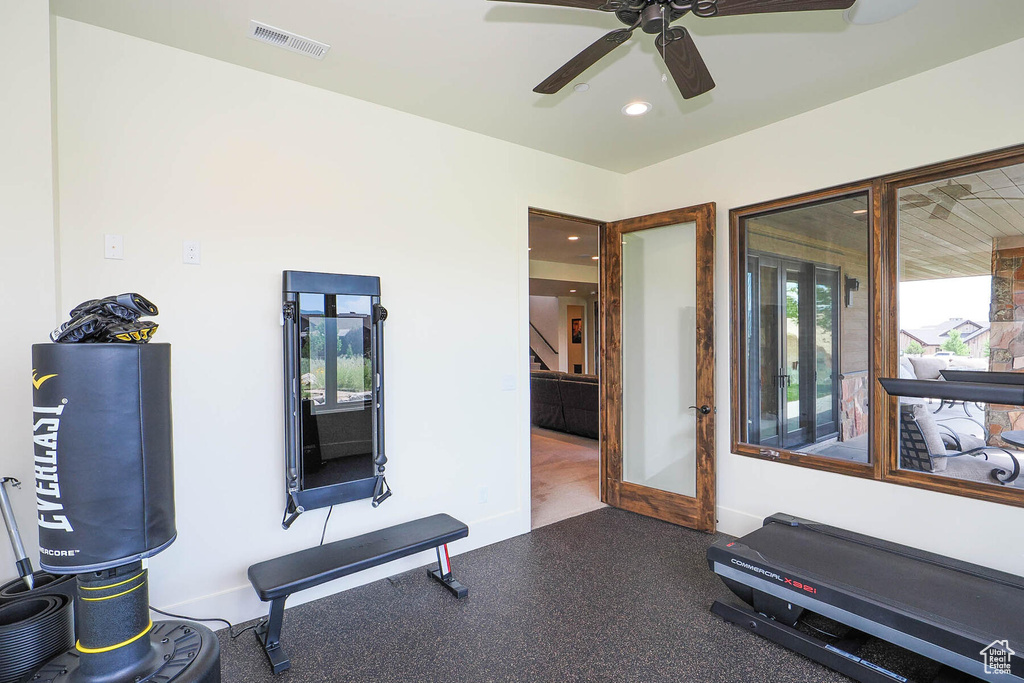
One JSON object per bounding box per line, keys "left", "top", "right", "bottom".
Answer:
{"left": 530, "top": 370, "right": 599, "bottom": 440}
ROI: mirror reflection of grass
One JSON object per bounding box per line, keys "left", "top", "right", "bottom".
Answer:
{"left": 300, "top": 356, "right": 372, "bottom": 399}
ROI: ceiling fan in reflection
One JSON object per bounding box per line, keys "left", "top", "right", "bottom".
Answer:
{"left": 900, "top": 180, "right": 1024, "bottom": 221}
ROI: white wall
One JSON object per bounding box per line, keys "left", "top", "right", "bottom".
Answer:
{"left": 48, "top": 18, "right": 624, "bottom": 622}
{"left": 528, "top": 295, "right": 559, "bottom": 370}
{"left": 0, "top": 1, "right": 57, "bottom": 578}
{"left": 624, "top": 37, "right": 1024, "bottom": 576}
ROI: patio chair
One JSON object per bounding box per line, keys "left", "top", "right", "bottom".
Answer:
{"left": 898, "top": 404, "right": 1020, "bottom": 485}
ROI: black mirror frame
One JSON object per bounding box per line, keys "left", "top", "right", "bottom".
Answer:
{"left": 281, "top": 270, "right": 388, "bottom": 529}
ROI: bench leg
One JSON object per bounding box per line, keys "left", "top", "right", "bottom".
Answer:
{"left": 428, "top": 544, "right": 468, "bottom": 599}
{"left": 255, "top": 597, "right": 291, "bottom": 674}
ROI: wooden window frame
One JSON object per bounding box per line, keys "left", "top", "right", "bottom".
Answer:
{"left": 730, "top": 142, "right": 1024, "bottom": 509}
{"left": 730, "top": 180, "right": 883, "bottom": 481}
{"left": 879, "top": 145, "right": 1024, "bottom": 508}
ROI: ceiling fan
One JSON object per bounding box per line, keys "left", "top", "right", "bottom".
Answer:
{"left": 900, "top": 181, "right": 1024, "bottom": 221}
{"left": 491, "top": 0, "right": 857, "bottom": 100}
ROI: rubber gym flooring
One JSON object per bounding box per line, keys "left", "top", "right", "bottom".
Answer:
{"left": 217, "top": 507, "right": 875, "bottom": 682}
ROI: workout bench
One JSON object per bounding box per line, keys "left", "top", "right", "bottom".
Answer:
{"left": 247, "top": 513, "right": 469, "bottom": 674}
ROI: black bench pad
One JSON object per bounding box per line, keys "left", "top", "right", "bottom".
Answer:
{"left": 248, "top": 513, "right": 468, "bottom": 602}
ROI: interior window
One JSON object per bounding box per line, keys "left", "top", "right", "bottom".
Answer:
{"left": 738, "top": 193, "right": 870, "bottom": 463}
{"left": 896, "top": 162, "right": 1024, "bottom": 488}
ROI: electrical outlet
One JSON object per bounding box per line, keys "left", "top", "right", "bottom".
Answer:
{"left": 183, "top": 240, "right": 201, "bottom": 265}
{"left": 478, "top": 487, "right": 488, "bottom": 504}
{"left": 500, "top": 374, "right": 516, "bottom": 392}
{"left": 104, "top": 234, "right": 124, "bottom": 260}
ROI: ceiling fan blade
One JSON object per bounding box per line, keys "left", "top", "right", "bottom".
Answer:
{"left": 931, "top": 203, "right": 953, "bottom": 221}
{"left": 488, "top": 0, "right": 615, "bottom": 10}
{"left": 659, "top": 29, "right": 715, "bottom": 100}
{"left": 707, "top": 0, "right": 855, "bottom": 17}
{"left": 534, "top": 29, "right": 632, "bottom": 94}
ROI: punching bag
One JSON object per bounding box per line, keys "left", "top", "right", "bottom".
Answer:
{"left": 28, "top": 342, "right": 220, "bottom": 683}
{"left": 31, "top": 344, "right": 176, "bottom": 573}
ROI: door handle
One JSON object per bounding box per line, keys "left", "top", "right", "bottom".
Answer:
{"left": 689, "top": 405, "right": 712, "bottom": 415}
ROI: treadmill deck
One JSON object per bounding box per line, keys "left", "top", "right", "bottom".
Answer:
{"left": 708, "top": 514, "right": 1023, "bottom": 680}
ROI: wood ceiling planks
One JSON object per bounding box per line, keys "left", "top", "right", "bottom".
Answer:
{"left": 898, "top": 162, "right": 1024, "bottom": 281}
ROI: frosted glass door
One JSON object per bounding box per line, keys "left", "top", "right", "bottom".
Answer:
{"left": 621, "top": 222, "right": 698, "bottom": 498}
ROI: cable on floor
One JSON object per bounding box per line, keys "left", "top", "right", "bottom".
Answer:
{"left": 149, "top": 606, "right": 265, "bottom": 639}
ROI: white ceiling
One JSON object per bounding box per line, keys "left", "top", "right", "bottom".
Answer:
{"left": 50, "top": 0, "right": 1024, "bottom": 173}
{"left": 530, "top": 278, "right": 599, "bottom": 298}
{"left": 529, "top": 213, "right": 600, "bottom": 265}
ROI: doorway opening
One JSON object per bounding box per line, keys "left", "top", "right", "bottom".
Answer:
{"left": 528, "top": 208, "right": 605, "bottom": 529}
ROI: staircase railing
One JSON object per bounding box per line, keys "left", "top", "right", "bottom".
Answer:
{"left": 530, "top": 322, "right": 558, "bottom": 357}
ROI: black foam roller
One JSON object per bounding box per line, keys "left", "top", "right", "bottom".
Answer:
{"left": 0, "top": 571, "right": 76, "bottom": 603}
{"left": 30, "top": 343, "right": 176, "bottom": 573}
{"left": 0, "top": 594, "right": 74, "bottom": 683}
{"left": 0, "top": 572, "right": 78, "bottom": 637}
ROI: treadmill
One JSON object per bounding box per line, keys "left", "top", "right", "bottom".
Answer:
{"left": 709, "top": 376, "right": 1024, "bottom": 682}
{"left": 709, "top": 514, "right": 1023, "bottom": 682}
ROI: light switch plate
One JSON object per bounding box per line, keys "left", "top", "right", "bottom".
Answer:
{"left": 183, "top": 240, "right": 201, "bottom": 265}
{"left": 104, "top": 234, "right": 124, "bottom": 260}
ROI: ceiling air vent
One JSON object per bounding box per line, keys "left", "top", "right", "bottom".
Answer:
{"left": 248, "top": 21, "right": 330, "bottom": 60}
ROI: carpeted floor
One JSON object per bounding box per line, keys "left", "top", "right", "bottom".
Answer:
{"left": 531, "top": 427, "right": 605, "bottom": 529}
{"left": 217, "top": 507, "right": 854, "bottom": 683}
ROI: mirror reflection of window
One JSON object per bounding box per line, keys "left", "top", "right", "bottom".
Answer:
{"left": 897, "top": 162, "right": 1024, "bottom": 489}
{"left": 297, "top": 292, "right": 375, "bottom": 490}
{"left": 739, "top": 193, "right": 870, "bottom": 463}
{"left": 299, "top": 293, "right": 327, "bottom": 404}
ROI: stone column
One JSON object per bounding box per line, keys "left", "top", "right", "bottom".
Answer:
{"left": 986, "top": 239, "right": 1024, "bottom": 443}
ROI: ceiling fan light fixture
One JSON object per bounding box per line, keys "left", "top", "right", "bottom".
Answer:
{"left": 843, "top": 0, "right": 919, "bottom": 25}
{"left": 568, "top": 235, "right": 580, "bottom": 241}
{"left": 573, "top": 83, "right": 591, "bottom": 92}
{"left": 622, "top": 101, "right": 652, "bottom": 117}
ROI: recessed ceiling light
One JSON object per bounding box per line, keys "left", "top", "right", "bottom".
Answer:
{"left": 622, "top": 101, "right": 652, "bottom": 117}
{"left": 844, "top": 0, "right": 919, "bottom": 25}
{"left": 574, "top": 83, "right": 590, "bottom": 93}
{"left": 853, "top": 209, "right": 868, "bottom": 215}
{"left": 569, "top": 289, "right": 577, "bottom": 293}
{"left": 592, "top": 256, "right": 599, "bottom": 260}
{"left": 568, "top": 235, "right": 580, "bottom": 241}
{"left": 590, "top": 291, "right": 596, "bottom": 295}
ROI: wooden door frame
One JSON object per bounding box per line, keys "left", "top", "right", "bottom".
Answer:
{"left": 599, "top": 203, "right": 717, "bottom": 533}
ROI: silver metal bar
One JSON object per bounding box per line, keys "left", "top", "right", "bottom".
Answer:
{"left": 0, "top": 478, "right": 34, "bottom": 589}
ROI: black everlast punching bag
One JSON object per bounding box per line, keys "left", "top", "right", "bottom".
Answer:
{"left": 28, "top": 344, "right": 220, "bottom": 683}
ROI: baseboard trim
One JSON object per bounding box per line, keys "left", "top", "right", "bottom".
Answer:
{"left": 715, "top": 505, "right": 763, "bottom": 539}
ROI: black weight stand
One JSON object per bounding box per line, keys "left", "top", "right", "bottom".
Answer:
{"left": 30, "top": 563, "right": 219, "bottom": 683}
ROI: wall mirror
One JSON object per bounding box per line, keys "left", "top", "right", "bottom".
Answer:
{"left": 281, "top": 271, "right": 389, "bottom": 528}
